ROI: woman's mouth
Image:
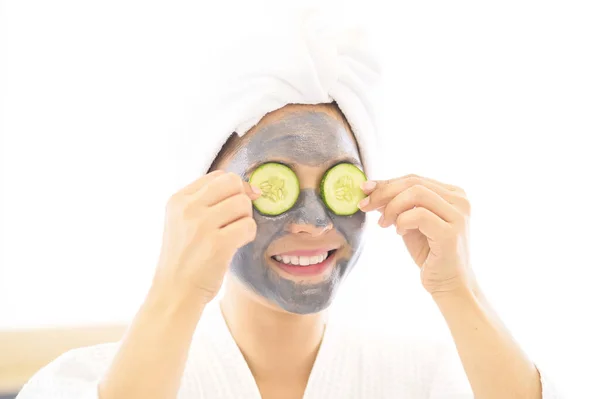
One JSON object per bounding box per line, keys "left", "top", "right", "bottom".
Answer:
{"left": 269, "top": 249, "right": 338, "bottom": 277}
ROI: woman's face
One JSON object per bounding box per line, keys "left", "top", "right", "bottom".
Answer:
{"left": 215, "top": 104, "right": 367, "bottom": 314}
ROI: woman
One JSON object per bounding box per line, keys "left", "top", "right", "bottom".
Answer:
{"left": 17, "top": 8, "right": 561, "bottom": 399}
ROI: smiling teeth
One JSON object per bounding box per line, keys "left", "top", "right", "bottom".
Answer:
{"left": 274, "top": 252, "right": 329, "bottom": 266}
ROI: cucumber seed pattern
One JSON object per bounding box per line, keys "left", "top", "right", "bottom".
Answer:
{"left": 260, "top": 176, "right": 287, "bottom": 203}
{"left": 334, "top": 175, "right": 355, "bottom": 203}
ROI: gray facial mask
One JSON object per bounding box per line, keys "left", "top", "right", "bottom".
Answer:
{"left": 222, "top": 110, "right": 367, "bottom": 314}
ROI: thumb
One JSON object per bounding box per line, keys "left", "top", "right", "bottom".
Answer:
{"left": 244, "top": 181, "right": 262, "bottom": 200}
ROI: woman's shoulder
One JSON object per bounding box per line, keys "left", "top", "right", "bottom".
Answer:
{"left": 31, "top": 341, "right": 119, "bottom": 378}
{"left": 17, "top": 342, "right": 120, "bottom": 398}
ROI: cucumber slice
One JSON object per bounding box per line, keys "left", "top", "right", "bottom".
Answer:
{"left": 320, "top": 163, "right": 367, "bottom": 215}
{"left": 249, "top": 163, "right": 300, "bottom": 215}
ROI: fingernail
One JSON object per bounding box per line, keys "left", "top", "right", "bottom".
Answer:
{"left": 361, "top": 181, "right": 376, "bottom": 191}
{"left": 358, "top": 197, "right": 370, "bottom": 209}
{"left": 378, "top": 214, "right": 385, "bottom": 226}
{"left": 251, "top": 185, "right": 262, "bottom": 195}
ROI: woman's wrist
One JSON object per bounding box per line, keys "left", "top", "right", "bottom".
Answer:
{"left": 146, "top": 272, "right": 208, "bottom": 322}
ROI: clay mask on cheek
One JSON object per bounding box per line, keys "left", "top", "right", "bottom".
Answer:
{"left": 223, "top": 110, "right": 367, "bottom": 314}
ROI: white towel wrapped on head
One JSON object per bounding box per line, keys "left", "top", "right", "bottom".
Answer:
{"left": 194, "top": 6, "right": 382, "bottom": 178}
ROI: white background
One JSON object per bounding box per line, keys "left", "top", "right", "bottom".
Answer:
{"left": 2, "top": 0, "right": 599, "bottom": 397}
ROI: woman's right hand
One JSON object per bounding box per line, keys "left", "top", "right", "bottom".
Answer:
{"left": 154, "top": 170, "right": 261, "bottom": 305}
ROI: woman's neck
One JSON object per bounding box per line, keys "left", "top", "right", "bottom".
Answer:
{"left": 219, "top": 276, "right": 327, "bottom": 382}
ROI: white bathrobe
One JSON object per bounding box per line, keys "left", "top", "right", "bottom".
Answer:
{"left": 16, "top": 301, "right": 561, "bottom": 399}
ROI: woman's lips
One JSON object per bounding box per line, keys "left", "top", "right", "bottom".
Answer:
{"left": 270, "top": 249, "right": 337, "bottom": 277}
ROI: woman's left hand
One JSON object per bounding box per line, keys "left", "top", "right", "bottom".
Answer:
{"left": 358, "top": 174, "right": 476, "bottom": 296}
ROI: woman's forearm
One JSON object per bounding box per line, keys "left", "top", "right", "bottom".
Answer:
{"left": 433, "top": 286, "right": 542, "bottom": 399}
{"left": 98, "top": 277, "right": 206, "bottom": 399}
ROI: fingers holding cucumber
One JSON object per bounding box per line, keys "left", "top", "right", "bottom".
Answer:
{"left": 154, "top": 170, "right": 261, "bottom": 304}
{"left": 209, "top": 193, "right": 254, "bottom": 229}
{"left": 186, "top": 171, "right": 262, "bottom": 205}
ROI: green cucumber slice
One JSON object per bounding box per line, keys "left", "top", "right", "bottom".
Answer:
{"left": 320, "top": 163, "right": 367, "bottom": 215}
{"left": 249, "top": 163, "right": 300, "bottom": 215}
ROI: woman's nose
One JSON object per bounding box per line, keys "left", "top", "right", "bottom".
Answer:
{"left": 286, "top": 190, "right": 334, "bottom": 236}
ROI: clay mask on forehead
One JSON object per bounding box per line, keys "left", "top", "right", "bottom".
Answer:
{"left": 222, "top": 109, "right": 367, "bottom": 314}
